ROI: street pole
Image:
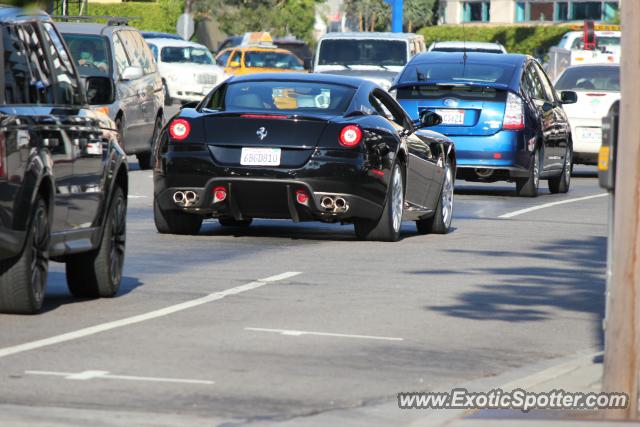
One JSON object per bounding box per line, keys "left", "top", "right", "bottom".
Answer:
{"left": 602, "top": 0, "right": 640, "bottom": 420}
{"left": 384, "top": 0, "right": 403, "bottom": 33}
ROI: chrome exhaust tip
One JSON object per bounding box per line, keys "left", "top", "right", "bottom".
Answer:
{"left": 334, "top": 197, "right": 348, "bottom": 212}
{"left": 173, "top": 191, "right": 185, "bottom": 204}
{"left": 321, "top": 196, "right": 335, "bottom": 210}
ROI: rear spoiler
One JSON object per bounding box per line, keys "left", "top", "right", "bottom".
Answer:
{"left": 390, "top": 80, "right": 510, "bottom": 92}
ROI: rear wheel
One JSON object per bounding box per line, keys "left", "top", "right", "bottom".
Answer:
{"left": 516, "top": 147, "right": 540, "bottom": 197}
{"left": 66, "top": 186, "right": 126, "bottom": 298}
{"left": 417, "top": 158, "right": 454, "bottom": 234}
{"left": 154, "top": 198, "right": 202, "bottom": 235}
{"left": 219, "top": 218, "right": 252, "bottom": 227}
{"left": 354, "top": 163, "right": 403, "bottom": 242}
{"left": 136, "top": 114, "right": 162, "bottom": 170}
{"left": 548, "top": 145, "right": 572, "bottom": 194}
{"left": 0, "top": 196, "right": 49, "bottom": 314}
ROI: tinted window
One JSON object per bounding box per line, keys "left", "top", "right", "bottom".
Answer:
{"left": 63, "top": 33, "right": 110, "bottom": 75}
{"left": 318, "top": 39, "right": 407, "bottom": 67}
{"left": 113, "top": 33, "right": 130, "bottom": 75}
{"left": 2, "top": 25, "right": 31, "bottom": 104}
{"left": 522, "top": 63, "right": 545, "bottom": 100}
{"left": 216, "top": 50, "right": 231, "bottom": 66}
{"left": 16, "top": 23, "right": 55, "bottom": 104}
{"left": 161, "top": 46, "right": 214, "bottom": 65}
{"left": 41, "top": 22, "right": 82, "bottom": 105}
{"left": 400, "top": 61, "right": 516, "bottom": 85}
{"left": 244, "top": 51, "right": 303, "bottom": 70}
{"left": 555, "top": 66, "right": 620, "bottom": 91}
{"left": 207, "top": 81, "right": 355, "bottom": 115}
{"left": 570, "top": 35, "right": 619, "bottom": 50}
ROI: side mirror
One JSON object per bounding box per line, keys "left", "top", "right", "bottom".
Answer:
{"left": 86, "top": 76, "right": 115, "bottom": 105}
{"left": 229, "top": 61, "right": 240, "bottom": 68}
{"left": 418, "top": 110, "right": 443, "bottom": 128}
{"left": 560, "top": 90, "right": 578, "bottom": 104}
{"left": 121, "top": 66, "right": 143, "bottom": 81}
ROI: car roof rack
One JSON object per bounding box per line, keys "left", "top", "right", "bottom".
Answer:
{"left": 51, "top": 15, "right": 137, "bottom": 26}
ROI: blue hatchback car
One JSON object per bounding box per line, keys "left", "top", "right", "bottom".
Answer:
{"left": 394, "top": 52, "right": 577, "bottom": 196}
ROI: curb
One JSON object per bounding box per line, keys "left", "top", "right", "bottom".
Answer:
{"left": 406, "top": 349, "right": 603, "bottom": 427}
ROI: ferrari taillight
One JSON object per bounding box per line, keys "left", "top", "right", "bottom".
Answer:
{"left": 503, "top": 92, "right": 524, "bottom": 130}
{"left": 339, "top": 125, "right": 362, "bottom": 148}
{"left": 169, "top": 119, "right": 191, "bottom": 141}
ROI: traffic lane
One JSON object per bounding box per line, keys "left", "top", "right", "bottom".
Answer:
{"left": 0, "top": 167, "right": 604, "bottom": 347}
{"left": 0, "top": 191, "right": 606, "bottom": 420}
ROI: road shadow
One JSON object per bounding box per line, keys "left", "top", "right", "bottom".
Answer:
{"left": 41, "top": 271, "right": 143, "bottom": 314}
{"left": 454, "top": 184, "right": 554, "bottom": 198}
{"left": 412, "top": 236, "right": 606, "bottom": 347}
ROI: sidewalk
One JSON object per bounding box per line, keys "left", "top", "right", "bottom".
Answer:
{"left": 411, "top": 352, "right": 640, "bottom": 427}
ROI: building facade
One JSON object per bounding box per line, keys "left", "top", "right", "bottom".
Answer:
{"left": 442, "top": 0, "right": 620, "bottom": 24}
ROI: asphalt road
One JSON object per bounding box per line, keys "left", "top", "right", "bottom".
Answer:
{"left": 0, "top": 164, "right": 608, "bottom": 426}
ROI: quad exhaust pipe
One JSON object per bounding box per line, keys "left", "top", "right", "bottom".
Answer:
{"left": 173, "top": 190, "right": 199, "bottom": 207}
{"left": 320, "top": 196, "right": 348, "bottom": 213}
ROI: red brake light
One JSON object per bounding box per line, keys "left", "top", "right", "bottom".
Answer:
{"left": 295, "top": 189, "right": 309, "bottom": 205}
{"left": 212, "top": 186, "right": 227, "bottom": 203}
{"left": 503, "top": 92, "right": 524, "bottom": 130}
{"left": 586, "top": 93, "right": 606, "bottom": 97}
{"left": 169, "top": 119, "right": 191, "bottom": 141}
{"left": 339, "top": 125, "right": 362, "bottom": 147}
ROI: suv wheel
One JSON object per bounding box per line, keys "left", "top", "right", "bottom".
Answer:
{"left": 417, "top": 158, "right": 454, "bottom": 234}
{"left": 548, "top": 145, "right": 572, "bottom": 194}
{"left": 0, "top": 196, "right": 49, "bottom": 314}
{"left": 66, "top": 186, "right": 126, "bottom": 298}
{"left": 516, "top": 147, "right": 540, "bottom": 197}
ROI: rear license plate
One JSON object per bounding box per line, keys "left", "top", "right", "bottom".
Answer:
{"left": 435, "top": 109, "right": 465, "bottom": 125}
{"left": 240, "top": 147, "right": 281, "bottom": 166}
{"left": 578, "top": 127, "right": 602, "bottom": 143}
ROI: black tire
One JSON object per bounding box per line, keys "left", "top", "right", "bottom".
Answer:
{"left": 219, "top": 217, "right": 253, "bottom": 227}
{"left": 354, "top": 163, "right": 404, "bottom": 242}
{"left": 0, "top": 196, "right": 49, "bottom": 314}
{"left": 66, "top": 186, "right": 126, "bottom": 298}
{"left": 516, "top": 147, "right": 540, "bottom": 197}
{"left": 136, "top": 114, "right": 162, "bottom": 170}
{"left": 548, "top": 145, "right": 572, "bottom": 194}
{"left": 136, "top": 152, "right": 152, "bottom": 170}
{"left": 163, "top": 81, "right": 172, "bottom": 106}
{"left": 154, "top": 197, "right": 202, "bottom": 235}
{"left": 416, "top": 157, "right": 454, "bottom": 235}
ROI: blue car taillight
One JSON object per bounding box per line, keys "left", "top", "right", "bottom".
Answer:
{"left": 503, "top": 92, "right": 524, "bottom": 130}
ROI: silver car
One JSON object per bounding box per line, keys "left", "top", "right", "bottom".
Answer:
{"left": 58, "top": 21, "right": 164, "bottom": 169}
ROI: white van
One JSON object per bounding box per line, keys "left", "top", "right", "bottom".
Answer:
{"left": 313, "top": 32, "right": 425, "bottom": 90}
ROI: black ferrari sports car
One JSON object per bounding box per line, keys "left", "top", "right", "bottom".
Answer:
{"left": 153, "top": 73, "right": 455, "bottom": 241}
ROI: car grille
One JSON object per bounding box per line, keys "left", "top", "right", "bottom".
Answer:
{"left": 196, "top": 74, "right": 217, "bottom": 85}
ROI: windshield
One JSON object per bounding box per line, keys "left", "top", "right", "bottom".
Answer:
{"left": 570, "top": 36, "right": 620, "bottom": 49}
{"left": 318, "top": 39, "right": 407, "bottom": 67}
{"left": 555, "top": 66, "right": 620, "bottom": 91}
{"left": 399, "top": 62, "right": 516, "bottom": 85}
{"left": 206, "top": 81, "right": 355, "bottom": 115}
{"left": 63, "top": 34, "right": 111, "bottom": 75}
{"left": 161, "top": 47, "right": 214, "bottom": 64}
{"left": 243, "top": 51, "right": 304, "bottom": 70}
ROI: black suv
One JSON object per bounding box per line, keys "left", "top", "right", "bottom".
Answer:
{"left": 0, "top": 8, "right": 128, "bottom": 314}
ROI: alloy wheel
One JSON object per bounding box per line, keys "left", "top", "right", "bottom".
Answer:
{"left": 441, "top": 162, "right": 454, "bottom": 228}
{"left": 109, "top": 195, "right": 126, "bottom": 286}
{"left": 391, "top": 166, "right": 403, "bottom": 233}
{"left": 30, "top": 204, "right": 49, "bottom": 302}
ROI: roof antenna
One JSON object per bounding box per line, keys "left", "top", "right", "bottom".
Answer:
{"left": 462, "top": 19, "right": 468, "bottom": 63}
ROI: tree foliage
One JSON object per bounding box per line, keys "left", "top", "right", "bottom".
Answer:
{"left": 404, "top": 0, "right": 438, "bottom": 32}
{"left": 343, "top": 0, "right": 390, "bottom": 32}
{"left": 194, "top": 0, "right": 320, "bottom": 44}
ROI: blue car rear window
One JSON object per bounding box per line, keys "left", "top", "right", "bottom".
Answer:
{"left": 400, "top": 62, "right": 516, "bottom": 85}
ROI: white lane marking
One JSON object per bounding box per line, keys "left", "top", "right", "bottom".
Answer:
{"left": 25, "top": 370, "right": 214, "bottom": 385}
{"left": 498, "top": 193, "right": 608, "bottom": 219}
{"left": 245, "top": 327, "right": 404, "bottom": 341}
{"left": 0, "top": 272, "right": 301, "bottom": 359}
{"left": 127, "top": 195, "right": 147, "bottom": 199}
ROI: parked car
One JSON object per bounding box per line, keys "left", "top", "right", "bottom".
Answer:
{"left": 0, "top": 8, "right": 128, "bottom": 314}
{"left": 313, "top": 32, "right": 426, "bottom": 90}
{"left": 427, "top": 41, "right": 507, "bottom": 54}
{"left": 58, "top": 20, "right": 164, "bottom": 169}
{"left": 145, "top": 38, "right": 227, "bottom": 105}
{"left": 394, "top": 52, "right": 577, "bottom": 197}
{"left": 153, "top": 73, "right": 455, "bottom": 241}
{"left": 141, "top": 31, "right": 182, "bottom": 41}
{"left": 554, "top": 64, "right": 620, "bottom": 165}
{"left": 273, "top": 38, "right": 313, "bottom": 69}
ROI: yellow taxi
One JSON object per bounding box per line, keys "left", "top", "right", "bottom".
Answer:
{"left": 215, "top": 32, "right": 306, "bottom": 76}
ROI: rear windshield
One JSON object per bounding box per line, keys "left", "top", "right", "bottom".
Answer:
{"left": 555, "top": 66, "right": 620, "bottom": 91}
{"left": 161, "top": 46, "right": 214, "bottom": 65}
{"left": 397, "top": 85, "right": 504, "bottom": 100}
{"left": 206, "top": 81, "right": 355, "bottom": 115}
{"left": 399, "top": 62, "right": 516, "bottom": 85}
{"left": 63, "top": 34, "right": 111, "bottom": 75}
{"left": 318, "top": 39, "right": 407, "bottom": 67}
{"left": 243, "top": 51, "right": 304, "bottom": 70}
